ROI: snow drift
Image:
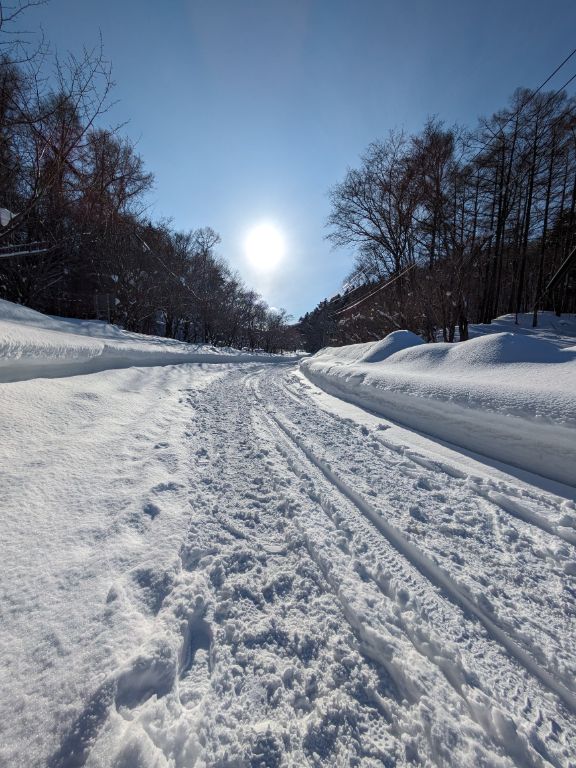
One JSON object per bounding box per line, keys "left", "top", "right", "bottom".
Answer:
{"left": 301, "top": 329, "right": 576, "bottom": 487}
{"left": 0, "top": 299, "right": 297, "bottom": 382}
{"left": 469, "top": 311, "right": 576, "bottom": 349}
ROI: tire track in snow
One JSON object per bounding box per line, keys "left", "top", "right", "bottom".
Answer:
{"left": 281, "top": 373, "right": 576, "bottom": 547}
{"left": 251, "top": 373, "right": 576, "bottom": 719}
{"left": 249, "top": 402, "right": 531, "bottom": 767}
{"left": 250, "top": 397, "right": 573, "bottom": 767}
{"left": 262, "top": 403, "right": 576, "bottom": 717}
{"left": 271, "top": 370, "right": 576, "bottom": 687}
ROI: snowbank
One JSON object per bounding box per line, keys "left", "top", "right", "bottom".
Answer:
{"left": 358, "top": 329, "right": 424, "bottom": 362}
{"left": 0, "top": 299, "right": 298, "bottom": 382}
{"left": 301, "top": 330, "right": 576, "bottom": 486}
{"left": 470, "top": 311, "right": 576, "bottom": 348}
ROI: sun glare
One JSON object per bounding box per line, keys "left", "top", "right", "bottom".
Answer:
{"left": 244, "top": 224, "right": 285, "bottom": 271}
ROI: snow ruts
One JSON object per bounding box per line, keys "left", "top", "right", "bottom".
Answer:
{"left": 260, "top": 410, "right": 576, "bottom": 715}
{"left": 251, "top": 368, "right": 576, "bottom": 765}
{"left": 274, "top": 371, "right": 576, "bottom": 678}
{"left": 13, "top": 362, "right": 576, "bottom": 767}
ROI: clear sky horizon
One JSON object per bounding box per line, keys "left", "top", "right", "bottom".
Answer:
{"left": 30, "top": 0, "right": 576, "bottom": 319}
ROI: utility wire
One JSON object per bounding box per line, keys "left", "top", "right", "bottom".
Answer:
{"left": 333, "top": 264, "right": 416, "bottom": 316}
{"left": 468, "top": 48, "right": 576, "bottom": 166}
{"left": 133, "top": 230, "right": 203, "bottom": 302}
{"left": 334, "top": 48, "right": 576, "bottom": 316}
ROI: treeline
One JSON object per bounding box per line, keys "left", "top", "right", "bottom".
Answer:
{"left": 300, "top": 87, "right": 576, "bottom": 350}
{"left": 0, "top": 3, "right": 298, "bottom": 352}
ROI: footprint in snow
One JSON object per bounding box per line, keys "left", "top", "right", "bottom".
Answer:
{"left": 415, "top": 476, "right": 432, "bottom": 492}
{"left": 142, "top": 501, "right": 160, "bottom": 519}
{"left": 132, "top": 563, "right": 178, "bottom": 614}
{"left": 179, "top": 614, "right": 213, "bottom": 708}
{"left": 152, "top": 481, "right": 184, "bottom": 494}
{"left": 47, "top": 644, "right": 177, "bottom": 766}
{"left": 115, "top": 642, "right": 177, "bottom": 710}
{"left": 46, "top": 681, "right": 115, "bottom": 768}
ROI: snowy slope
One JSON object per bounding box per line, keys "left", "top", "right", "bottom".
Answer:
{"left": 301, "top": 328, "right": 576, "bottom": 487}
{"left": 0, "top": 299, "right": 297, "bottom": 382}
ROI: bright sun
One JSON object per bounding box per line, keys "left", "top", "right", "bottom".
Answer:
{"left": 244, "top": 224, "right": 285, "bottom": 271}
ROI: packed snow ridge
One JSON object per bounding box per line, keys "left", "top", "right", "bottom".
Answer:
{"left": 0, "top": 298, "right": 298, "bottom": 383}
{"left": 301, "top": 319, "right": 576, "bottom": 486}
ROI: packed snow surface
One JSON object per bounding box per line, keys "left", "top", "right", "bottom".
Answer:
{"left": 301, "top": 324, "right": 576, "bottom": 486}
{"left": 1, "top": 305, "right": 575, "bottom": 767}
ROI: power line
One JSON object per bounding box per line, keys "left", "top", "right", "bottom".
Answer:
{"left": 334, "top": 48, "right": 576, "bottom": 316}
{"left": 333, "top": 263, "right": 416, "bottom": 316}
{"left": 468, "top": 49, "right": 576, "bottom": 166}
{"left": 533, "top": 47, "right": 576, "bottom": 95}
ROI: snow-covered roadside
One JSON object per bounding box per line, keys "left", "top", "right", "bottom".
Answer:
{"left": 0, "top": 363, "right": 212, "bottom": 765}
{"left": 468, "top": 311, "right": 576, "bottom": 349}
{"left": 1, "top": 303, "right": 575, "bottom": 766}
{"left": 0, "top": 299, "right": 298, "bottom": 383}
{"left": 1, "top": 359, "right": 575, "bottom": 766}
{"left": 301, "top": 328, "right": 576, "bottom": 487}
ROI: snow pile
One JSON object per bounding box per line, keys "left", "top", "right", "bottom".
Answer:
{"left": 470, "top": 311, "right": 576, "bottom": 349}
{"left": 309, "top": 330, "right": 424, "bottom": 367}
{"left": 301, "top": 330, "right": 576, "bottom": 486}
{"left": 0, "top": 299, "right": 297, "bottom": 382}
{"left": 358, "top": 329, "right": 424, "bottom": 362}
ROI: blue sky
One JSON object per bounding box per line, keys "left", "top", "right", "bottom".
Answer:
{"left": 32, "top": 0, "right": 576, "bottom": 318}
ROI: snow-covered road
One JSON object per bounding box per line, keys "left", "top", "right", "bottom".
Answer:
{"left": 1, "top": 362, "right": 575, "bottom": 767}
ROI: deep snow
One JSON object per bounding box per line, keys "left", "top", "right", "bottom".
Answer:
{"left": 469, "top": 311, "right": 576, "bottom": 349}
{"left": 301, "top": 323, "right": 576, "bottom": 486}
{"left": 0, "top": 298, "right": 298, "bottom": 383}
{"left": 1, "top": 303, "right": 575, "bottom": 767}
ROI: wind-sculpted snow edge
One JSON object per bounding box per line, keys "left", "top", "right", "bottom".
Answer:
{"left": 0, "top": 298, "right": 300, "bottom": 383}
{"left": 0, "top": 341, "right": 300, "bottom": 383}
{"left": 301, "top": 333, "right": 576, "bottom": 487}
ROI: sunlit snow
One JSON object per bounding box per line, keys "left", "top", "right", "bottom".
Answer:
{"left": 1, "top": 300, "right": 575, "bottom": 767}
